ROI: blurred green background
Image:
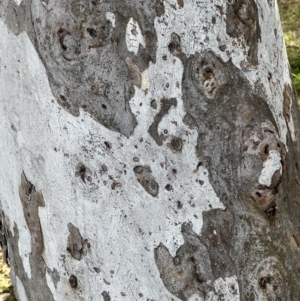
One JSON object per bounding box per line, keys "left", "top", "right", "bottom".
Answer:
{"left": 279, "top": 0, "right": 300, "bottom": 99}
{"left": 0, "top": 1, "right": 299, "bottom": 300}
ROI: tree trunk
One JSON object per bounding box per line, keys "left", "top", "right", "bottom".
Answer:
{"left": 1, "top": 0, "right": 300, "bottom": 300}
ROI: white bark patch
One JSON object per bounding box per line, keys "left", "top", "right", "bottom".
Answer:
{"left": 126, "top": 18, "right": 146, "bottom": 55}
{"left": 259, "top": 150, "right": 282, "bottom": 187}
{"left": 105, "top": 12, "right": 115, "bottom": 28}
{"left": 141, "top": 69, "right": 150, "bottom": 91}
{"left": 46, "top": 272, "right": 59, "bottom": 301}
{"left": 212, "top": 276, "right": 240, "bottom": 300}
{"left": 18, "top": 239, "right": 31, "bottom": 279}
{"left": 0, "top": 27, "right": 32, "bottom": 278}
{"left": 13, "top": 0, "right": 22, "bottom": 5}
{"left": 15, "top": 277, "right": 29, "bottom": 301}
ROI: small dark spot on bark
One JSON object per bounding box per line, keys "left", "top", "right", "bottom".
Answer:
{"left": 173, "top": 256, "right": 180, "bottom": 265}
{"left": 100, "top": 164, "right": 108, "bottom": 174}
{"left": 87, "top": 27, "right": 97, "bottom": 38}
{"left": 259, "top": 276, "right": 273, "bottom": 289}
{"left": 104, "top": 141, "right": 111, "bottom": 149}
{"left": 165, "top": 184, "right": 173, "bottom": 191}
{"left": 69, "top": 274, "right": 78, "bottom": 288}
{"left": 150, "top": 99, "right": 157, "bottom": 109}
{"left": 57, "top": 28, "right": 67, "bottom": 38}
{"left": 171, "top": 137, "right": 182, "bottom": 151}
{"left": 59, "top": 95, "right": 67, "bottom": 102}
{"left": 177, "top": 0, "right": 184, "bottom": 8}
{"left": 265, "top": 204, "right": 277, "bottom": 219}
{"left": 264, "top": 144, "right": 269, "bottom": 155}
{"left": 102, "top": 291, "right": 111, "bottom": 301}
{"left": 91, "top": 85, "right": 99, "bottom": 95}
{"left": 75, "top": 163, "right": 87, "bottom": 182}
{"left": 94, "top": 267, "right": 100, "bottom": 273}
{"left": 219, "top": 45, "right": 226, "bottom": 52}
{"left": 134, "top": 166, "right": 144, "bottom": 174}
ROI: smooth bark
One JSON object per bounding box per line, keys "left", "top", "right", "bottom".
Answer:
{"left": 1, "top": 0, "right": 300, "bottom": 300}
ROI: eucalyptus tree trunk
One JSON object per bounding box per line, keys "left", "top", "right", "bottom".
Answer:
{"left": 0, "top": 0, "right": 300, "bottom": 300}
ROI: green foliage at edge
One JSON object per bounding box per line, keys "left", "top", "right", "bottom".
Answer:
{"left": 0, "top": 251, "right": 16, "bottom": 301}
{"left": 279, "top": 0, "right": 300, "bottom": 101}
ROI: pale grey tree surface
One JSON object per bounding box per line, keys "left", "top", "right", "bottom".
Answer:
{"left": 0, "top": 0, "right": 300, "bottom": 300}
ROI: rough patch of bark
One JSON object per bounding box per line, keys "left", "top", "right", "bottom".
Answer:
{"left": 182, "top": 51, "right": 300, "bottom": 299}
{"left": 166, "top": 34, "right": 300, "bottom": 299}
{"left": 226, "top": 0, "right": 261, "bottom": 65}
{"left": 154, "top": 222, "right": 213, "bottom": 300}
{"left": 0, "top": 0, "right": 165, "bottom": 137}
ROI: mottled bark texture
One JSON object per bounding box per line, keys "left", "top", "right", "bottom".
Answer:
{"left": 1, "top": 0, "right": 300, "bottom": 300}
{"left": 0, "top": 174, "right": 56, "bottom": 301}
{"left": 1, "top": 0, "right": 164, "bottom": 137}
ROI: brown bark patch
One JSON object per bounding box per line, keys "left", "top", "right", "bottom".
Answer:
{"left": 66, "top": 223, "right": 88, "bottom": 261}
{"left": 154, "top": 222, "right": 213, "bottom": 300}
{"left": 177, "top": 0, "right": 184, "bottom": 8}
{"left": 148, "top": 98, "right": 177, "bottom": 145}
{"left": 177, "top": 49, "right": 300, "bottom": 299}
{"left": 133, "top": 165, "right": 159, "bottom": 197}
{"left": 283, "top": 83, "right": 292, "bottom": 122}
{"left": 19, "top": 172, "right": 45, "bottom": 258}
{"left": 226, "top": 0, "right": 261, "bottom": 65}
{"left": 0, "top": 214, "right": 55, "bottom": 301}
